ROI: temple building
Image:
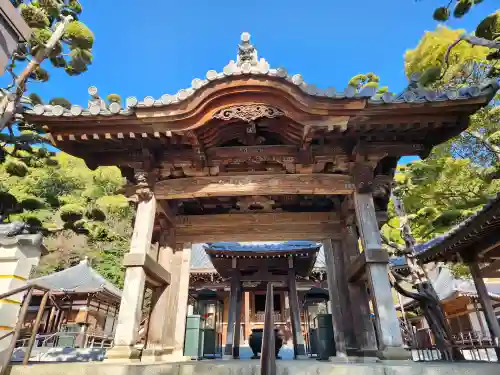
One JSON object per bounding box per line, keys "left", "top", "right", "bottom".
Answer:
{"left": 188, "top": 242, "right": 329, "bottom": 354}
{"left": 21, "top": 32, "right": 498, "bottom": 363}
{"left": 23, "top": 258, "right": 121, "bottom": 348}
{"left": 393, "top": 193, "right": 500, "bottom": 358}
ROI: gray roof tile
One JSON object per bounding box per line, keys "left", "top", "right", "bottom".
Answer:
{"left": 21, "top": 33, "right": 499, "bottom": 119}
{"left": 29, "top": 258, "right": 122, "bottom": 298}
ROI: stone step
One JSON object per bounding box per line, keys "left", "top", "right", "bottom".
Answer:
{"left": 7, "top": 360, "right": 500, "bottom": 375}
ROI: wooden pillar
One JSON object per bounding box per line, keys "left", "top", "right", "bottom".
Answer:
{"left": 468, "top": 262, "right": 500, "bottom": 359}
{"left": 244, "top": 291, "right": 251, "bottom": 341}
{"left": 322, "top": 238, "right": 347, "bottom": 357}
{"left": 224, "top": 270, "right": 241, "bottom": 358}
{"left": 143, "top": 243, "right": 188, "bottom": 363}
{"left": 106, "top": 188, "right": 155, "bottom": 363}
{"left": 233, "top": 282, "right": 242, "bottom": 359}
{"left": 287, "top": 259, "right": 306, "bottom": 358}
{"left": 353, "top": 192, "right": 408, "bottom": 359}
{"left": 172, "top": 244, "right": 192, "bottom": 358}
{"left": 343, "top": 224, "right": 378, "bottom": 356}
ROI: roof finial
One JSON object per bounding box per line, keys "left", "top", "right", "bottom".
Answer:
{"left": 237, "top": 32, "right": 258, "bottom": 66}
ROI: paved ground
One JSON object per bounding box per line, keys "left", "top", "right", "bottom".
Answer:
{"left": 237, "top": 344, "right": 295, "bottom": 360}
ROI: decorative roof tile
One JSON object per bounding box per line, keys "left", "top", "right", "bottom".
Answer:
{"left": 22, "top": 33, "right": 499, "bottom": 119}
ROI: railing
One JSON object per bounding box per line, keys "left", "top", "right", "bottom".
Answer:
{"left": 260, "top": 282, "right": 276, "bottom": 375}
{"left": 254, "top": 312, "right": 285, "bottom": 323}
{"left": 0, "top": 283, "right": 51, "bottom": 375}
{"left": 405, "top": 328, "right": 499, "bottom": 362}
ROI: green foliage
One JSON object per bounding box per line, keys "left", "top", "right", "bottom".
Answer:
{"left": 4, "top": 159, "right": 28, "bottom": 177}
{"left": 106, "top": 94, "right": 122, "bottom": 104}
{"left": 20, "top": 4, "right": 50, "bottom": 28}
{"left": 9, "top": 1, "right": 95, "bottom": 85}
{"left": 405, "top": 26, "right": 490, "bottom": 89}
{"left": 1, "top": 151, "right": 132, "bottom": 289}
{"left": 453, "top": 0, "right": 473, "bottom": 19}
{"left": 386, "top": 157, "right": 499, "bottom": 245}
{"left": 28, "top": 93, "right": 43, "bottom": 105}
{"left": 433, "top": 7, "right": 450, "bottom": 21}
{"left": 63, "top": 21, "right": 94, "bottom": 49}
{"left": 476, "top": 11, "right": 500, "bottom": 41}
{"left": 432, "top": 0, "right": 485, "bottom": 21}
{"left": 348, "top": 72, "right": 382, "bottom": 93}
{"left": 49, "top": 97, "right": 72, "bottom": 109}
{"left": 59, "top": 203, "right": 85, "bottom": 223}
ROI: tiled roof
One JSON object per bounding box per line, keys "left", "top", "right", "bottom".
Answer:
{"left": 190, "top": 243, "right": 215, "bottom": 271}
{"left": 418, "top": 193, "right": 500, "bottom": 262}
{"left": 390, "top": 194, "right": 500, "bottom": 267}
{"left": 21, "top": 32, "right": 499, "bottom": 119}
{"left": 191, "top": 242, "right": 405, "bottom": 273}
{"left": 28, "top": 258, "right": 122, "bottom": 298}
{"left": 190, "top": 242, "right": 325, "bottom": 272}
{"left": 205, "top": 241, "right": 320, "bottom": 252}
{"left": 397, "top": 267, "right": 500, "bottom": 308}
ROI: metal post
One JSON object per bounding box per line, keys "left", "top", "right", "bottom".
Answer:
{"left": 23, "top": 291, "right": 50, "bottom": 365}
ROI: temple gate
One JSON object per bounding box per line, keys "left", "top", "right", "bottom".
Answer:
{"left": 22, "top": 32, "right": 497, "bottom": 362}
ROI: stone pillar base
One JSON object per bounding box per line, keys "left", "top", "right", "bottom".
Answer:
{"left": 160, "top": 349, "right": 191, "bottom": 363}
{"left": 104, "top": 346, "right": 142, "bottom": 363}
{"left": 377, "top": 347, "right": 411, "bottom": 360}
{"left": 353, "top": 348, "right": 379, "bottom": 357}
{"left": 141, "top": 346, "right": 174, "bottom": 363}
{"left": 322, "top": 356, "right": 378, "bottom": 363}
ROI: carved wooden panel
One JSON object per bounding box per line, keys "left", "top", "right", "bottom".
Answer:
{"left": 212, "top": 104, "right": 285, "bottom": 123}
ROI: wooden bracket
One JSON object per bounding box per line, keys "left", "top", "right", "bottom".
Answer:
{"left": 157, "top": 200, "right": 177, "bottom": 228}
{"left": 347, "top": 249, "right": 389, "bottom": 282}
{"left": 352, "top": 162, "right": 374, "bottom": 193}
{"left": 184, "top": 130, "right": 207, "bottom": 169}
{"left": 123, "top": 253, "right": 171, "bottom": 287}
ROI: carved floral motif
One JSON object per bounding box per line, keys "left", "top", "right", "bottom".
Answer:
{"left": 213, "top": 104, "right": 285, "bottom": 123}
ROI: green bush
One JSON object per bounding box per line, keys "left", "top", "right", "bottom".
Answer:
{"left": 59, "top": 203, "right": 85, "bottom": 223}
{"left": 5, "top": 160, "right": 29, "bottom": 177}
{"left": 21, "top": 197, "right": 46, "bottom": 211}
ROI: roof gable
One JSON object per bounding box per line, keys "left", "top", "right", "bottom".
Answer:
{"left": 29, "top": 258, "right": 122, "bottom": 299}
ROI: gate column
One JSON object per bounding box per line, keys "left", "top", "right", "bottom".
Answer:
{"left": 287, "top": 257, "right": 306, "bottom": 359}
{"left": 353, "top": 191, "right": 409, "bottom": 359}
{"left": 106, "top": 175, "right": 157, "bottom": 363}
{"left": 343, "top": 224, "right": 378, "bottom": 357}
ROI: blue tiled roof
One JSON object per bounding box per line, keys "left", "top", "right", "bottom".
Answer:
{"left": 205, "top": 241, "right": 320, "bottom": 252}
{"left": 190, "top": 242, "right": 324, "bottom": 271}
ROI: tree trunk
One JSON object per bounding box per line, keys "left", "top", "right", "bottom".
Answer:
{"left": 391, "top": 195, "right": 465, "bottom": 361}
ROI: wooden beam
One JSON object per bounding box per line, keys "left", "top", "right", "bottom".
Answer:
{"left": 176, "top": 225, "right": 342, "bottom": 243}
{"left": 175, "top": 212, "right": 341, "bottom": 243}
{"left": 347, "top": 249, "right": 389, "bottom": 282}
{"left": 176, "top": 212, "right": 340, "bottom": 227}
{"left": 155, "top": 174, "right": 354, "bottom": 199}
{"left": 123, "top": 253, "right": 171, "bottom": 287}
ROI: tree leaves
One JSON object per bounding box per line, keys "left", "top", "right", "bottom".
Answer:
{"left": 1, "top": 151, "right": 133, "bottom": 289}
{"left": 384, "top": 157, "right": 499, "bottom": 243}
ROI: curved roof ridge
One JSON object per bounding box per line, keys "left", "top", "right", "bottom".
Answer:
{"left": 21, "top": 33, "right": 499, "bottom": 119}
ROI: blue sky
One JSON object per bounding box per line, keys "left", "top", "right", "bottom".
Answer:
{"left": 4, "top": 0, "right": 499, "bottom": 164}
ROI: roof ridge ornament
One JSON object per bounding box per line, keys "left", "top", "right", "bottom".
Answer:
{"left": 237, "top": 32, "right": 258, "bottom": 66}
